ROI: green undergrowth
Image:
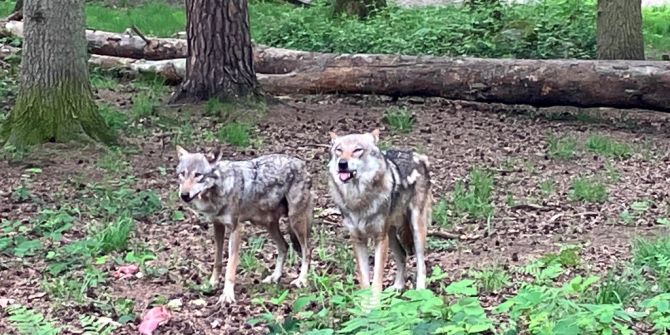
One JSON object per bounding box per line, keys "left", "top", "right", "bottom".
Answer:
{"left": 2, "top": 1, "right": 667, "bottom": 59}
{"left": 248, "top": 236, "right": 670, "bottom": 334}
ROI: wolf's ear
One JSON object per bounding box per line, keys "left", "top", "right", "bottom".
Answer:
{"left": 206, "top": 147, "right": 223, "bottom": 164}
{"left": 329, "top": 131, "right": 338, "bottom": 143}
{"left": 370, "top": 128, "right": 380, "bottom": 144}
{"left": 176, "top": 145, "right": 189, "bottom": 158}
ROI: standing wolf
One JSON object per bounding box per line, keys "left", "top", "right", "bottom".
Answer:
{"left": 175, "top": 146, "right": 313, "bottom": 304}
{"left": 327, "top": 129, "right": 432, "bottom": 298}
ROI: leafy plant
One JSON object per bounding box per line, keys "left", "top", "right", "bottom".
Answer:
{"left": 218, "top": 122, "right": 252, "bottom": 147}
{"left": 586, "top": 134, "right": 632, "bottom": 159}
{"left": 6, "top": 304, "right": 61, "bottom": 335}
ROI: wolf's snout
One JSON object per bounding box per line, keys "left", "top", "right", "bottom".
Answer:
{"left": 338, "top": 160, "right": 349, "bottom": 171}
{"left": 180, "top": 192, "right": 193, "bottom": 202}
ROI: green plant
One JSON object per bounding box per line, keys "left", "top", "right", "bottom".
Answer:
{"left": 6, "top": 304, "right": 61, "bottom": 335}
{"left": 382, "top": 107, "right": 414, "bottom": 133}
{"left": 241, "top": 236, "right": 266, "bottom": 274}
{"left": 539, "top": 246, "right": 581, "bottom": 268}
{"left": 218, "top": 122, "right": 252, "bottom": 147}
{"left": 538, "top": 179, "right": 555, "bottom": 196}
{"left": 585, "top": 134, "right": 632, "bottom": 159}
{"left": 432, "top": 198, "right": 451, "bottom": 228}
{"left": 569, "top": 176, "right": 608, "bottom": 203}
{"left": 547, "top": 134, "right": 578, "bottom": 160}
{"left": 79, "top": 314, "right": 119, "bottom": 335}
{"left": 98, "top": 103, "right": 128, "bottom": 131}
{"left": 470, "top": 266, "right": 510, "bottom": 293}
{"left": 131, "top": 91, "right": 156, "bottom": 120}
{"left": 641, "top": 293, "right": 670, "bottom": 332}
{"left": 93, "top": 216, "right": 134, "bottom": 255}
{"left": 452, "top": 168, "right": 494, "bottom": 220}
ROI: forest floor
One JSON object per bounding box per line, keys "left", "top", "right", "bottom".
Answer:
{"left": 1, "top": 72, "right": 670, "bottom": 333}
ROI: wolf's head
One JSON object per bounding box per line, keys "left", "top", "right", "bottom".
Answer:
{"left": 175, "top": 146, "right": 222, "bottom": 203}
{"left": 328, "top": 128, "right": 385, "bottom": 184}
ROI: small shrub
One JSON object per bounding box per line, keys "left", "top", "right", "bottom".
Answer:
{"left": 470, "top": 266, "right": 510, "bottom": 293}
{"left": 569, "top": 176, "right": 608, "bottom": 203}
{"left": 432, "top": 198, "right": 451, "bottom": 228}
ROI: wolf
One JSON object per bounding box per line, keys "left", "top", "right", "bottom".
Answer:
{"left": 327, "top": 129, "right": 432, "bottom": 298}
{"left": 175, "top": 146, "right": 313, "bottom": 304}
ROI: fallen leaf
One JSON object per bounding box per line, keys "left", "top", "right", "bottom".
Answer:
{"left": 138, "top": 306, "right": 171, "bottom": 335}
{"left": 167, "top": 298, "right": 182, "bottom": 310}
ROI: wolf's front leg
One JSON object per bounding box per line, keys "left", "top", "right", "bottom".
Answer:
{"left": 371, "top": 234, "right": 389, "bottom": 298}
{"left": 209, "top": 222, "right": 226, "bottom": 287}
{"left": 351, "top": 234, "right": 370, "bottom": 289}
{"left": 218, "top": 223, "right": 243, "bottom": 304}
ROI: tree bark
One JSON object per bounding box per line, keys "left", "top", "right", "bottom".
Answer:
{"left": 37, "top": 50, "right": 668, "bottom": 112}
{"left": 597, "top": 0, "right": 645, "bottom": 60}
{"left": 1, "top": 0, "right": 114, "bottom": 148}
{"left": 332, "top": 0, "right": 386, "bottom": 19}
{"left": 170, "top": 0, "right": 259, "bottom": 104}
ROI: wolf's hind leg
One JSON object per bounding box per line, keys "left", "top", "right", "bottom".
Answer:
{"left": 388, "top": 226, "right": 407, "bottom": 290}
{"left": 410, "top": 201, "right": 429, "bottom": 290}
{"left": 287, "top": 190, "right": 313, "bottom": 288}
{"left": 210, "top": 222, "right": 226, "bottom": 287}
{"left": 263, "top": 219, "right": 288, "bottom": 284}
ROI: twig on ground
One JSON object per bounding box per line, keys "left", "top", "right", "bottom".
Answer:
{"left": 427, "top": 230, "right": 461, "bottom": 240}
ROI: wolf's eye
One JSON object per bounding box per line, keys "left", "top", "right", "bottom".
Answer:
{"left": 335, "top": 148, "right": 343, "bottom": 155}
{"left": 353, "top": 148, "right": 364, "bottom": 155}
{"left": 194, "top": 172, "right": 202, "bottom": 178}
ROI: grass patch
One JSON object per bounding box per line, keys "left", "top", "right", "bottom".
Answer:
{"left": 470, "top": 266, "right": 510, "bottom": 293}
{"left": 382, "top": 107, "right": 414, "bottom": 133}
{"left": 218, "top": 122, "right": 252, "bottom": 148}
{"left": 547, "top": 134, "right": 578, "bottom": 160}
{"left": 586, "top": 134, "right": 632, "bottom": 159}
{"left": 452, "top": 168, "right": 494, "bottom": 219}
{"left": 569, "top": 176, "right": 608, "bottom": 203}
{"left": 432, "top": 198, "right": 451, "bottom": 228}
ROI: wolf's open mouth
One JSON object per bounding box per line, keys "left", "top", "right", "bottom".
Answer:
{"left": 338, "top": 170, "right": 356, "bottom": 183}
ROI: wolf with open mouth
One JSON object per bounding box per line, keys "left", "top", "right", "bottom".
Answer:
{"left": 327, "top": 128, "right": 432, "bottom": 299}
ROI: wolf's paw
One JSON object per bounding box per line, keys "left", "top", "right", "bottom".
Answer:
{"left": 391, "top": 282, "right": 405, "bottom": 291}
{"left": 261, "top": 274, "right": 281, "bottom": 284}
{"left": 217, "top": 290, "right": 236, "bottom": 305}
{"left": 290, "top": 277, "right": 307, "bottom": 288}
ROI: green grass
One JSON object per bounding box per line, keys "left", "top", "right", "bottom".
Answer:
{"left": 452, "top": 168, "right": 495, "bottom": 219}
{"left": 382, "top": 107, "right": 414, "bottom": 133}
{"left": 586, "top": 134, "right": 632, "bottom": 159}
{"left": 470, "top": 266, "right": 510, "bottom": 293}
{"left": 218, "top": 122, "right": 252, "bottom": 148}
{"left": 569, "top": 176, "right": 608, "bottom": 203}
{"left": 2, "top": 1, "right": 667, "bottom": 58}
{"left": 547, "top": 134, "right": 578, "bottom": 160}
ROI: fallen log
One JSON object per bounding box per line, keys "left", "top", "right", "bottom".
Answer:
{"left": 87, "top": 51, "right": 670, "bottom": 112}
{"left": 1, "top": 20, "right": 303, "bottom": 74}
{"left": 1, "top": 20, "right": 188, "bottom": 61}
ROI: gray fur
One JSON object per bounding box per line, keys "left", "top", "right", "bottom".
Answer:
{"left": 176, "top": 146, "right": 313, "bottom": 304}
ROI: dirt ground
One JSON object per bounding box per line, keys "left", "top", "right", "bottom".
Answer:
{"left": 1, "top": 87, "right": 670, "bottom": 333}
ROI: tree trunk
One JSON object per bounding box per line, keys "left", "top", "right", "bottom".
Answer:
{"left": 1, "top": 0, "right": 114, "bottom": 148}
{"left": 170, "top": 0, "right": 259, "bottom": 104}
{"left": 332, "top": 0, "right": 386, "bottom": 19}
{"left": 597, "top": 0, "right": 645, "bottom": 60}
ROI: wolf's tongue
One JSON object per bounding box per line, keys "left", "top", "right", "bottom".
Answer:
{"left": 339, "top": 172, "right": 351, "bottom": 182}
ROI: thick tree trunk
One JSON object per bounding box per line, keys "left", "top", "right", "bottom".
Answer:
{"left": 597, "top": 0, "right": 645, "bottom": 60}
{"left": 170, "top": 0, "right": 259, "bottom": 104}
{"left": 40, "top": 51, "right": 669, "bottom": 112}
{"left": 332, "top": 0, "right": 386, "bottom": 19}
{"left": 1, "top": 0, "right": 114, "bottom": 148}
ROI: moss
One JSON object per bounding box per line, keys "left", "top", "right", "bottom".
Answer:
{"left": 1, "top": 80, "right": 115, "bottom": 148}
